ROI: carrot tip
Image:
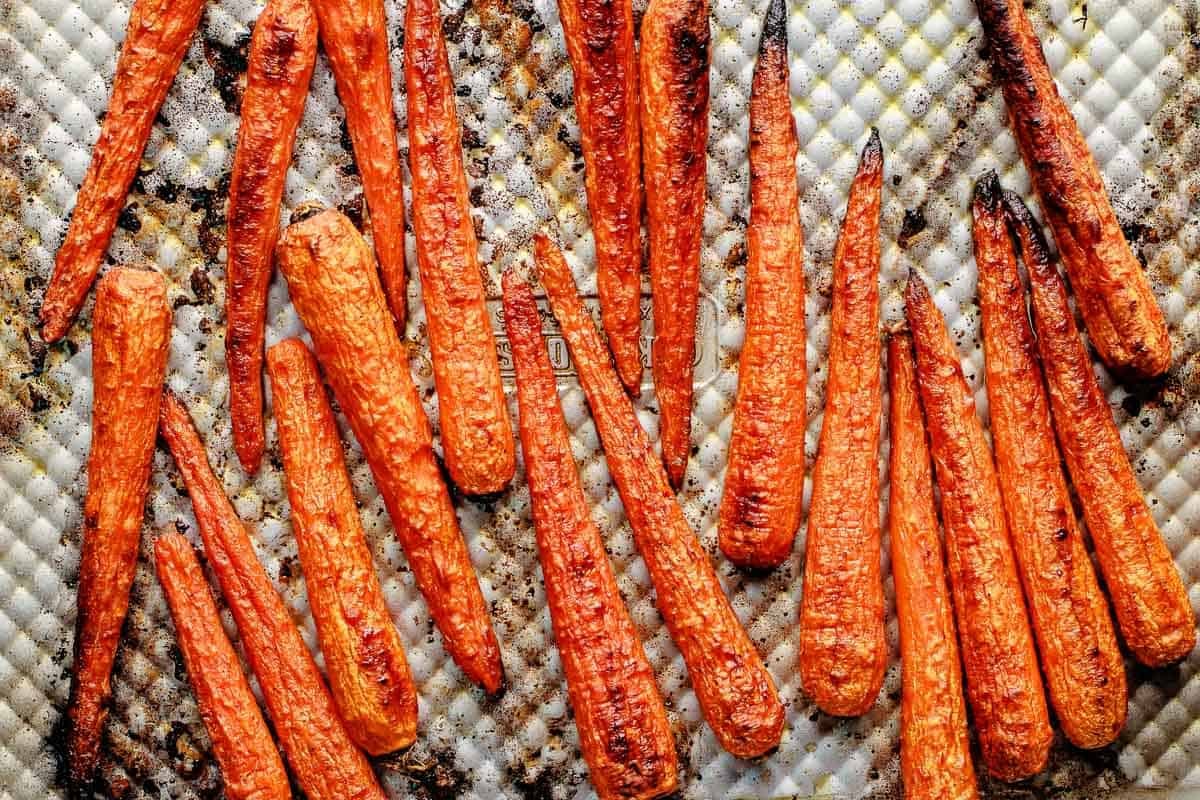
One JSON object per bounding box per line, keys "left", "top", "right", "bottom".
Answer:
{"left": 1002, "top": 192, "right": 1054, "bottom": 269}
{"left": 973, "top": 170, "right": 1003, "bottom": 211}
{"left": 760, "top": 0, "right": 788, "bottom": 51}
{"left": 862, "top": 127, "right": 883, "bottom": 166}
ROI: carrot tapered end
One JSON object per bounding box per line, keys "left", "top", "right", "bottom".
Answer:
{"left": 973, "top": 170, "right": 1003, "bottom": 213}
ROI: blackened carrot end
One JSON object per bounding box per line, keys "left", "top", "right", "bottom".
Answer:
{"left": 1002, "top": 191, "right": 1054, "bottom": 276}
{"left": 760, "top": 0, "right": 788, "bottom": 55}
{"left": 859, "top": 127, "right": 883, "bottom": 174}
{"left": 973, "top": 170, "right": 1003, "bottom": 214}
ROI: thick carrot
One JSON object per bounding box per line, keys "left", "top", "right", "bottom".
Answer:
{"left": 1006, "top": 192, "right": 1196, "bottom": 667}
{"left": 39, "top": 0, "right": 206, "bottom": 342}
{"left": 153, "top": 532, "right": 291, "bottom": 800}
{"left": 65, "top": 268, "right": 171, "bottom": 793}
{"left": 158, "top": 393, "right": 387, "bottom": 800}
{"left": 266, "top": 338, "right": 418, "bottom": 755}
{"left": 973, "top": 173, "right": 1125, "bottom": 749}
{"left": 798, "top": 130, "right": 886, "bottom": 717}
{"left": 501, "top": 271, "right": 678, "bottom": 800}
{"left": 533, "top": 233, "right": 785, "bottom": 759}
{"left": 904, "top": 272, "right": 1052, "bottom": 782}
{"left": 639, "top": 0, "right": 710, "bottom": 489}
{"left": 275, "top": 209, "right": 503, "bottom": 692}
{"left": 404, "top": 0, "right": 515, "bottom": 496}
{"left": 973, "top": 0, "right": 1170, "bottom": 377}
{"left": 224, "top": 0, "right": 318, "bottom": 475}
{"left": 717, "top": 0, "right": 806, "bottom": 570}
{"left": 886, "top": 332, "right": 979, "bottom": 800}
{"left": 556, "top": 0, "right": 644, "bottom": 393}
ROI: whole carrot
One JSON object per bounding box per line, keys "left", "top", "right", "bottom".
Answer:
{"left": 65, "top": 268, "right": 171, "bottom": 794}
{"left": 973, "top": 173, "right": 1125, "bottom": 749}
{"left": 1006, "top": 192, "right": 1196, "bottom": 667}
{"left": 799, "top": 130, "right": 886, "bottom": 717}
{"left": 153, "top": 533, "right": 291, "bottom": 800}
{"left": 533, "top": 233, "right": 785, "bottom": 759}
{"left": 224, "top": 0, "right": 318, "bottom": 474}
{"left": 404, "top": 0, "right": 514, "bottom": 496}
{"left": 39, "top": 0, "right": 206, "bottom": 342}
{"left": 266, "top": 338, "right": 418, "bottom": 755}
{"left": 275, "top": 209, "right": 502, "bottom": 692}
{"left": 718, "top": 0, "right": 807, "bottom": 570}
{"left": 501, "top": 271, "right": 678, "bottom": 800}
{"left": 905, "top": 272, "right": 1052, "bottom": 782}
{"left": 159, "top": 393, "right": 387, "bottom": 800}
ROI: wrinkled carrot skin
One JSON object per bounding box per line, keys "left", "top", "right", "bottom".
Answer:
{"left": 266, "top": 339, "right": 418, "bottom": 755}
{"left": 717, "top": 0, "right": 806, "bottom": 570}
{"left": 534, "top": 234, "right": 784, "bottom": 758}
{"left": 66, "top": 269, "right": 171, "bottom": 794}
{"left": 886, "top": 333, "right": 979, "bottom": 800}
{"left": 158, "top": 394, "right": 387, "bottom": 800}
{"left": 799, "top": 131, "right": 886, "bottom": 717}
{"left": 975, "top": 0, "right": 1170, "bottom": 378}
{"left": 905, "top": 274, "right": 1052, "bottom": 782}
{"left": 404, "top": 0, "right": 515, "bottom": 496}
{"left": 973, "top": 176, "right": 1126, "bottom": 749}
{"left": 275, "top": 209, "right": 503, "bottom": 692}
{"left": 224, "top": 0, "right": 318, "bottom": 475}
{"left": 39, "top": 0, "right": 206, "bottom": 342}
{"left": 153, "top": 533, "right": 291, "bottom": 800}
{"left": 557, "top": 0, "right": 644, "bottom": 393}
{"left": 501, "top": 273, "right": 678, "bottom": 800}
{"left": 640, "top": 0, "right": 710, "bottom": 489}
{"left": 307, "top": 0, "right": 408, "bottom": 327}
{"left": 1006, "top": 193, "right": 1196, "bottom": 667}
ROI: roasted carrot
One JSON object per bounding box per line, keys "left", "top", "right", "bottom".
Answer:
{"left": 886, "top": 332, "right": 979, "bottom": 800}
{"left": 275, "top": 209, "right": 503, "bottom": 692}
{"left": 556, "top": 0, "right": 644, "bottom": 393}
{"left": 65, "top": 268, "right": 171, "bottom": 793}
{"left": 717, "top": 0, "right": 806, "bottom": 570}
{"left": 798, "top": 130, "right": 886, "bottom": 717}
{"left": 39, "top": 0, "right": 206, "bottom": 342}
{"left": 973, "top": 173, "right": 1126, "bottom": 749}
{"left": 153, "top": 532, "right": 291, "bottom": 800}
{"left": 533, "top": 233, "right": 784, "bottom": 758}
{"left": 266, "top": 338, "right": 418, "bottom": 755}
{"left": 1006, "top": 192, "right": 1195, "bottom": 667}
{"left": 158, "top": 393, "right": 387, "bottom": 800}
{"left": 640, "top": 0, "right": 710, "bottom": 489}
{"left": 974, "top": 0, "right": 1170, "bottom": 378}
{"left": 224, "top": 0, "right": 318, "bottom": 474}
{"left": 501, "top": 271, "right": 678, "bottom": 800}
{"left": 905, "top": 272, "right": 1052, "bottom": 782}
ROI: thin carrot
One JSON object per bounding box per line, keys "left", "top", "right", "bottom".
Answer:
{"left": 798, "top": 130, "right": 886, "bottom": 717}
{"left": 39, "top": 0, "right": 206, "bottom": 342}
{"left": 65, "top": 268, "right": 171, "bottom": 793}
{"left": 275, "top": 209, "right": 503, "bottom": 692}
{"left": 1006, "top": 192, "right": 1196, "bottom": 667}
{"left": 224, "top": 0, "right": 318, "bottom": 474}
{"left": 905, "top": 272, "right": 1052, "bottom": 782}
{"left": 533, "top": 233, "right": 785, "bottom": 759}
{"left": 266, "top": 338, "right": 418, "bottom": 755}
{"left": 153, "top": 532, "right": 291, "bottom": 800}
{"left": 158, "top": 393, "right": 387, "bottom": 800}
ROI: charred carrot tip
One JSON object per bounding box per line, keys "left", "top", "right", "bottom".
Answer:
{"left": 1002, "top": 191, "right": 1054, "bottom": 267}
{"left": 861, "top": 127, "right": 883, "bottom": 167}
{"left": 760, "top": 0, "right": 788, "bottom": 50}
{"left": 973, "top": 170, "right": 1003, "bottom": 210}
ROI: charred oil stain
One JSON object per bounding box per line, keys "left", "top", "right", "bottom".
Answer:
{"left": 389, "top": 749, "right": 470, "bottom": 799}
{"left": 897, "top": 207, "right": 928, "bottom": 249}
{"left": 337, "top": 193, "right": 366, "bottom": 231}
{"left": 202, "top": 27, "right": 252, "bottom": 113}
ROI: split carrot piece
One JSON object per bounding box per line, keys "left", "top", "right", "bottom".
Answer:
{"left": 158, "top": 393, "right": 387, "bottom": 800}
{"left": 39, "top": 0, "right": 206, "bottom": 342}
{"left": 1006, "top": 192, "right": 1196, "bottom": 667}
{"left": 275, "top": 209, "right": 503, "bottom": 692}
{"left": 266, "top": 338, "right": 418, "bottom": 755}
{"left": 717, "top": 0, "right": 807, "bottom": 570}
{"left": 640, "top": 0, "right": 711, "bottom": 489}
{"left": 65, "top": 268, "right": 171, "bottom": 792}
{"left": 973, "top": 173, "right": 1125, "bottom": 749}
{"left": 224, "top": 0, "right": 318, "bottom": 475}
{"left": 798, "top": 130, "right": 886, "bottom": 717}
{"left": 974, "top": 0, "right": 1170, "bottom": 377}
{"left": 153, "top": 532, "right": 291, "bottom": 800}
{"left": 404, "top": 0, "right": 514, "bottom": 496}
{"left": 501, "top": 271, "right": 678, "bottom": 800}
{"left": 533, "top": 233, "right": 785, "bottom": 759}
{"left": 905, "top": 272, "right": 1052, "bottom": 782}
